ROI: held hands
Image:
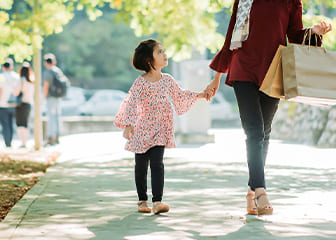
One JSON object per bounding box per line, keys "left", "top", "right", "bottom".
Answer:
{"left": 311, "top": 21, "right": 332, "bottom": 36}
{"left": 198, "top": 72, "right": 222, "bottom": 100}
{"left": 123, "top": 125, "right": 134, "bottom": 140}
{"left": 198, "top": 89, "right": 214, "bottom": 99}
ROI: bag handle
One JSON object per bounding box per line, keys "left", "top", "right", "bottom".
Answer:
{"left": 302, "top": 28, "right": 316, "bottom": 46}
{"left": 302, "top": 28, "right": 325, "bottom": 53}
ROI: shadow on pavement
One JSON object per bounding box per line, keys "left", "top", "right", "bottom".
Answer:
{"left": 2, "top": 154, "right": 336, "bottom": 239}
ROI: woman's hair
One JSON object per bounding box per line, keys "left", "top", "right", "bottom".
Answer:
{"left": 132, "top": 39, "right": 160, "bottom": 72}
{"left": 19, "top": 62, "right": 34, "bottom": 83}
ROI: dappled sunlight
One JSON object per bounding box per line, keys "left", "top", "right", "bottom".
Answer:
{"left": 125, "top": 231, "right": 194, "bottom": 240}
{"left": 96, "top": 190, "right": 136, "bottom": 198}
{"left": 3, "top": 129, "right": 336, "bottom": 239}
{"left": 12, "top": 223, "right": 95, "bottom": 239}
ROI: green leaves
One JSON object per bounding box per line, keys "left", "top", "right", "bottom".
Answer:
{"left": 0, "top": 0, "right": 335, "bottom": 63}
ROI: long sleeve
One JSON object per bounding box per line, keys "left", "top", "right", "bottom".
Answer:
{"left": 114, "top": 81, "right": 139, "bottom": 129}
{"left": 287, "top": 0, "right": 322, "bottom": 46}
{"left": 209, "top": 0, "right": 239, "bottom": 73}
{"left": 167, "top": 75, "right": 198, "bottom": 116}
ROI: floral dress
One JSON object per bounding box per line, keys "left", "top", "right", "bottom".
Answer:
{"left": 115, "top": 73, "right": 198, "bottom": 153}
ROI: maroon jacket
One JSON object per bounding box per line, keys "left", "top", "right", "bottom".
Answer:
{"left": 210, "top": 0, "right": 320, "bottom": 87}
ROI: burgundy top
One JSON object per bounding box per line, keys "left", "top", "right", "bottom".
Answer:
{"left": 210, "top": 0, "right": 320, "bottom": 87}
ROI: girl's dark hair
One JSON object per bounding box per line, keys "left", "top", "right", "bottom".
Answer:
{"left": 20, "top": 62, "right": 33, "bottom": 83}
{"left": 132, "top": 39, "right": 160, "bottom": 72}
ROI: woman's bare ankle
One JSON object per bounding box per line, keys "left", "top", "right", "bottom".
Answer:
{"left": 247, "top": 187, "right": 255, "bottom": 196}
{"left": 255, "top": 188, "right": 271, "bottom": 207}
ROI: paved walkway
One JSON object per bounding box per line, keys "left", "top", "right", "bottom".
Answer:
{"left": 1, "top": 129, "right": 336, "bottom": 240}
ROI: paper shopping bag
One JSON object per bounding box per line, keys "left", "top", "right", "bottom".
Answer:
{"left": 260, "top": 45, "right": 285, "bottom": 99}
{"left": 281, "top": 44, "right": 336, "bottom": 105}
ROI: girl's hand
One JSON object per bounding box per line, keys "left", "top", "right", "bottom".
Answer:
{"left": 311, "top": 21, "right": 332, "bottom": 35}
{"left": 197, "top": 92, "right": 205, "bottom": 99}
{"left": 199, "top": 88, "right": 214, "bottom": 100}
{"left": 123, "top": 126, "right": 134, "bottom": 140}
{"left": 198, "top": 90, "right": 212, "bottom": 99}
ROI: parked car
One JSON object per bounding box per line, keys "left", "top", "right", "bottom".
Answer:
{"left": 79, "top": 89, "right": 127, "bottom": 116}
{"left": 41, "top": 87, "right": 86, "bottom": 116}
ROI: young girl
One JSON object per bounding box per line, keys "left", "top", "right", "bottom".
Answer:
{"left": 115, "top": 39, "right": 207, "bottom": 214}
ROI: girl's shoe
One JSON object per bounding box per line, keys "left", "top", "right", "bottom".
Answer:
{"left": 152, "top": 201, "right": 169, "bottom": 214}
{"left": 246, "top": 193, "right": 257, "bottom": 215}
{"left": 137, "top": 201, "right": 151, "bottom": 213}
{"left": 255, "top": 193, "right": 273, "bottom": 216}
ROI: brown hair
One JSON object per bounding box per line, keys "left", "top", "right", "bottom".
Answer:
{"left": 19, "top": 62, "right": 34, "bottom": 83}
{"left": 132, "top": 39, "right": 160, "bottom": 72}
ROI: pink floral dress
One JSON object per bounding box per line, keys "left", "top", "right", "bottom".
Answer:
{"left": 115, "top": 73, "right": 198, "bottom": 153}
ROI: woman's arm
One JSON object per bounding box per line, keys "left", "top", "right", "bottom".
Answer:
{"left": 204, "top": 72, "right": 222, "bottom": 101}
{"left": 287, "top": 1, "right": 331, "bottom": 45}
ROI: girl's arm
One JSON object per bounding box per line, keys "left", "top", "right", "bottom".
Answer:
{"left": 168, "top": 75, "right": 198, "bottom": 115}
{"left": 114, "top": 81, "right": 139, "bottom": 129}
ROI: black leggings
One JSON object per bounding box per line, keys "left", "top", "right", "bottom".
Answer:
{"left": 135, "top": 146, "right": 165, "bottom": 202}
{"left": 233, "top": 81, "right": 279, "bottom": 191}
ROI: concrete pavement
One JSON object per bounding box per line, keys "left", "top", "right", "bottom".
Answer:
{"left": 1, "top": 129, "right": 336, "bottom": 239}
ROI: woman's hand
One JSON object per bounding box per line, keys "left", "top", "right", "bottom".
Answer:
{"left": 205, "top": 72, "right": 222, "bottom": 101}
{"left": 311, "top": 21, "right": 332, "bottom": 35}
{"left": 123, "top": 126, "right": 134, "bottom": 140}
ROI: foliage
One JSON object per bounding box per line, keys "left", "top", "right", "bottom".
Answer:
{"left": 43, "top": 11, "right": 143, "bottom": 90}
{"left": 111, "top": 0, "right": 230, "bottom": 60}
{"left": 0, "top": 0, "right": 335, "bottom": 63}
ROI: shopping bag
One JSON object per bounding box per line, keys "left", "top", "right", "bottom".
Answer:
{"left": 281, "top": 31, "right": 336, "bottom": 105}
{"left": 260, "top": 45, "right": 285, "bottom": 99}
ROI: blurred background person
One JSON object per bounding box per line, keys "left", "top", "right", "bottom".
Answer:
{"left": 0, "top": 58, "right": 20, "bottom": 148}
{"left": 13, "top": 62, "right": 35, "bottom": 148}
{"left": 43, "top": 53, "right": 68, "bottom": 146}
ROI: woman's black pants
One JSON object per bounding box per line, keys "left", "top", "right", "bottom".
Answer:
{"left": 135, "top": 146, "right": 165, "bottom": 202}
{"left": 233, "top": 81, "right": 279, "bottom": 191}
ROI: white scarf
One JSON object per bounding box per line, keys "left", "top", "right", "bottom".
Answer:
{"left": 230, "top": 0, "right": 254, "bottom": 50}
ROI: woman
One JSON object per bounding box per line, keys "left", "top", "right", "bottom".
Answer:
{"left": 14, "top": 62, "right": 35, "bottom": 147}
{"left": 205, "top": 0, "right": 332, "bottom": 215}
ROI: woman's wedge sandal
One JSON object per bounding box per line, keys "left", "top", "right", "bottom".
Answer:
{"left": 246, "top": 193, "right": 258, "bottom": 215}
{"left": 255, "top": 193, "right": 273, "bottom": 216}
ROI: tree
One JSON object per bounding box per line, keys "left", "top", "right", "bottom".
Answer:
{"left": 1, "top": 0, "right": 335, "bottom": 62}
{"left": 43, "top": 11, "right": 143, "bottom": 90}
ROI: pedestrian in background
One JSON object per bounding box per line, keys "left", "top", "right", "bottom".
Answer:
{"left": 205, "top": 0, "right": 332, "bottom": 216}
{"left": 115, "top": 39, "right": 208, "bottom": 214}
{"left": 13, "top": 62, "right": 35, "bottom": 148}
{"left": 42, "top": 53, "right": 68, "bottom": 146}
{"left": 0, "top": 58, "right": 20, "bottom": 148}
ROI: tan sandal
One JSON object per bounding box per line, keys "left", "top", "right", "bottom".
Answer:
{"left": 246, "top": 193, "right": 257, "bottom": 215}
{"left": 255, "top": 193, "right": 273, "bottom": 216}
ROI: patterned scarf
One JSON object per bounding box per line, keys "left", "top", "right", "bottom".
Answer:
{"left": 230, "top": 0, "right": 254, "bottom": 50}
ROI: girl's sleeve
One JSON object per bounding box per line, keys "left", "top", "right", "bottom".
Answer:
{"left": 114, "top": 81, "right": 139, "bottom": 129}
{"left": 168, "top": 75, "right": 198, "bottom": 116}
{"left": 287, "top": 0, "right": 322, "bottom": 46}
{"left": 209, "top": 0, "right": 239, "bottom": 73}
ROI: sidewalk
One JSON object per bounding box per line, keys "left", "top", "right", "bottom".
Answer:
{"left": 1, "top": 129, "right": 336, "bottom": 240}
